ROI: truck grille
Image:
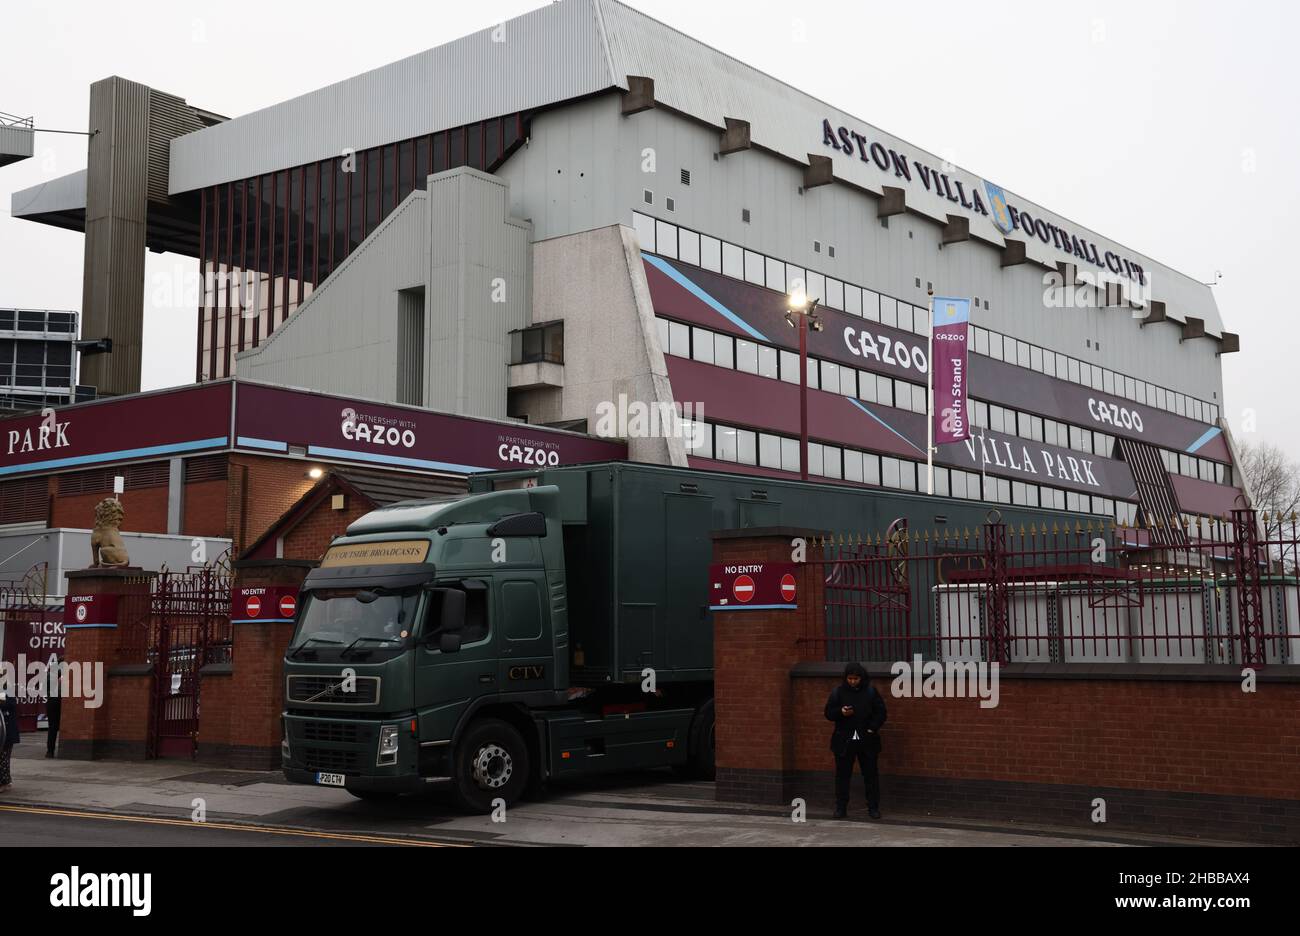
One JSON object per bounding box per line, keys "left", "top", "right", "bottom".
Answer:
{"left": 301, "top": 747, "right": 364, "bottom": 773}
{"left": 287, "top": 674, "right": 380, "bottom": 705}
{"left": 301, "top": 721, "right": 363, "bottom": 744}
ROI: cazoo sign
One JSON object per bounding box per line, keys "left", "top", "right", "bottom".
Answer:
{"left": 842, "top": 326, "right": 929, "bottom": 374}
{"left": 340, "top": 408, "right": 417, "bottom": 448}
{"left": 498, "top": 436, "right": 560, "bottom": 467}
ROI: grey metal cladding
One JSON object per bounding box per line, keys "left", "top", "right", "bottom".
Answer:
{"left": 167, "top": 0, "right": 614, "bottom": 196}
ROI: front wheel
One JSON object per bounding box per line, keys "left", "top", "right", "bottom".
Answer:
{"left": 450, "top": 718, "right": 531, "bottom": 814}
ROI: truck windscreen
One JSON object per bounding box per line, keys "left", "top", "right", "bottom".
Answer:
{"left": 289, "top": 588, "right": 419, "bottom": 657}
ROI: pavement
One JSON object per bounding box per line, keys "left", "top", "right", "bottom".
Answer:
{"left": 0, "top": 742, "right": 1203, "bottom": 847}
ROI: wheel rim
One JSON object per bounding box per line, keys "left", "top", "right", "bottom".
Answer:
{"left": 470, "top": 742, "right": 514, "bottom": 791}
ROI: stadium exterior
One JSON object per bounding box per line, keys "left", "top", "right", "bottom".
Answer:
{"left": 5, "top": 0, "right": 1246, "bottom": 538}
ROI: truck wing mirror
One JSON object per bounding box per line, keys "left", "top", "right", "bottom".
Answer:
{"left": 425, "top": 587, "right": 467, "bottom": 636}
{"left": 438, "top": 632, "right": 463, "bottom": 654}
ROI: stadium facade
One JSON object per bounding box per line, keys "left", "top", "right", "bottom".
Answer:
{"left": 5, "top": 0, "right": 1246, "bottom": 536}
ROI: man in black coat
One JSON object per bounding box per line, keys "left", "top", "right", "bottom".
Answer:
{"left": 824, "top": 661, "right": 887, "bottom": 820}
{"left": 45, "top": 653, "right": 62, "bottom": 758}
{"left": 0, "top": 688, "right": 19, "bottom": 793}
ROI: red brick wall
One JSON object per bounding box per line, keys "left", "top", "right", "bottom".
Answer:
{"left": 52, "top": 487, "right": 169, "bottom": 534}
{"left": 280, "top": 497, "right": 372, "bottom": 561}
{"left": 182, "top": 478, "right": 229, "bottom": 538}
{"left": 227, "top": 455, "right": 319, "bottom": 555}
{"left": 791, "top": 676, "right": 1300, "bottom": 802}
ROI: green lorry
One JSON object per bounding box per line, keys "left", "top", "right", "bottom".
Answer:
{"left": 280, "top": 461, "right": 1076, "bottom": 811}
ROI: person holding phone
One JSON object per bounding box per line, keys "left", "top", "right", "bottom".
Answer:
{"left": 0, "top": 688, "right": 19, "bottom": 793}
{"left": 824, "top": 661, "right": 887, "bottom": 820}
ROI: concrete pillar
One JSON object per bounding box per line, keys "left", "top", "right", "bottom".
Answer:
{"left": 711, "top": 529, "right": 826, "bottom": 805}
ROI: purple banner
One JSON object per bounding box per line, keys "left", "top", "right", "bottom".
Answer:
{"left": 931, "top": 297, "right": 971, "bottom": 445}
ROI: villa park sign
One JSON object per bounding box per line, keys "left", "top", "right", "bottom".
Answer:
{"left": 820, "top": 119, "right": 1149, "bottom": 285}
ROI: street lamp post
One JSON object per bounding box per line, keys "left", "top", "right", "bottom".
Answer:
{"left": 786, "top": 291, "right": 823, "bottom": 482}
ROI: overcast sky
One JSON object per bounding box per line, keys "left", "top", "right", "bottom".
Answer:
{"left": 2, "top": 0, "right": 1296, "bottom": 461}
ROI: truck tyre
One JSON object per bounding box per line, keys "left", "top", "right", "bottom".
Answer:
{"left": 674, "top": 699, "right": 716, "bottom": 780}
{"left": 450, "top": 718, "right": 531, "bottom": 814}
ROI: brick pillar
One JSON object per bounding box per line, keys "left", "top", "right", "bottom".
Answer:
{"left": 712, "top": 529, "right": 826, "bottom": 805}
{"left": 219, "top": 560, "right": 316, "bottom": 769}
{"left": 60, "top": 568, "right": 154, "bottom": 760}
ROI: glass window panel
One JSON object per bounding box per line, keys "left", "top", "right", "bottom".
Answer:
{"left": 758, "top": 345, "right": 778, "bottom": 379}
{"left": 974, "top": 328, "right": 989, "bottom": 356}
{"left": 759, "top": 433, "right": 781, "bottom": 469}
{"left": 987, "top": 332, "right": 1003, "bottom": 361}
{"left": 656, "top": 318, "right": 669, "bottom": 355}
{"left": 857, "top": 370, "right": 876, "bottom": 402}
{"left": 736, "top": 339, "right": 758, "bottom": 374}
{"left": 364, "top": 150, "right": 381, "bottom": 236}
{"left": 863, "top": 454, "right": 881, "bottom": 486}
{"left": 899, "top": 461, "right": 917, "bottom": 492}
{"left": 744, "top": 249, "right": 765, "bottom": 286}
{"left": 766, "top": 256, "right": 785, "bottom": 291}
{"left": 1017, "top": 340, "right": 1031, "bottom": 368}
{"left": 737, "top": 429, "right": 757, "bottom": 465}
{"left": 722, "top": 242, "right": 744, "bottom": 279}
{"left": 781, "top": 437, "right": 800, "bottom": 472}
{"left": 845, "top": 285, "right": 862, "bottom": 317}
{"left": 1068, "top": 358, "right": 1080, "bottom": 383}
{"left": 876, "top": 375, "right": 893, "bottom": 406}
{"left": 826, "top": 278, "right": 844, "bottom": 310}
{"left": 656, "top": 220, "right": 678, "bottom": 259}
{"left": 806, "top": 272, "right": 826, "bottom": 306}
{"left": 861, "top": 289, "right": 880, "bottom": 321}
{"left": 879, "top": 296, "right": 898, "bottom": 329}
{"left": 806, "top": 360, "right": 820, "bottom": 389}
{"left": 823, "top": 446, "right": 842, "bottom": 480}
{"left": 715, "top": 426, "right": 738, "bottom": 462}
{"left": 821, "top": 360, "right": 839, "bottom": 393}
{"left": 691, "top": 326, "right": 714, "bottom": 364}
{"left": 952, "top": 470, "right": 968, "bottom": 499}
{"left": 844, "top": 449, "right": 864, "bottom": 483}
{"left": 679, "top": 229, "right": 700, "bottom": 266}
{"left": 780, "top": 350, "right": 800, "bottom": 384}
{"left": 839, "top": 366, "right": 857, "bottom": 397}
{"left": 808, "top": 443, "right": 824, "bottom": 477}
{"left": 1030, "top": 346, "right": 1043, "bottom": 372}
{"left": 1103, "top": 370, "right": 1115, "bottom": 395}
{"left": 668, "top": 321, "right": 690, "bottom": 357}
{"left": 912, "top": 384, "right": 927, "bottom": 414}
{"left": 882, "top": 457, "right": 901, "bottom": 488}
{"left": 701, "top": 235, "right": 722, "bottom": 272}
{"left": 714, "top": 333, "right": 734, "bottom": 369}
{"left": 935, "top": 467, "right": 950, "bottom": 497}
{"left": 785, "top": 265, "right": 806, "bottom": 296}
{"left": 1043, "top": 352, "right": 1056, "bottom": 378}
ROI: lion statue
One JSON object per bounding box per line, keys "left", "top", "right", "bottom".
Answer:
{"left": 91, "top": 498, "right": 130, "bottom": 568}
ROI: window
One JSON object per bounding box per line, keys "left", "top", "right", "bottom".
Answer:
{"left": 988, "top": 333, "right": 1003, "bottom": 362}
{"left": 691, "top": 422, "right": 713, "bottom": 459}
{"left": 656, "top": 220, "right": 678, "bottom": 259}
{"left": 862, "top": 289, "right": 880, "bottom": 322}
{"left": 722, "top": 242, "right": 743, "bottom": 279}
{"left": 822, "top": 446, "right": 842, "bottom": 480}
{"left": 780, "top": 350, "right": 800, "bottom": 384}
{"left": 736, "top": 339, "right": 758, "bottom": 374}
{"left": 633, "top": 213, "right": 657, "bottom": 251}
{"left": 715, "top": 426, "right": 738, "bottom": 462}
{"left": 844, "top": 449, "right": 864, "bottom": 482}
{"left": 701, "top": 235, "right": 722, "bottom": 273}
{"left": 759, "top": 433, "right": 781, "bottom": 469}
{"left": 882, "top": 457, "right": 901, "bottom": 489}
{"left": 846, "top": 285, "right": 862, "bottom": 317}
{"left": 758, "top": 345, "right": 778, "bottom": 379}
{"left": 857, "top": 370, "right": 877, "bottom": 402}
{"left": 821, "top": 360, "right": 840, "bottom": 394}
{"left": 781, "top": 437, "right": 800, "bottom": 472}
{"left": 714, "top": 333, "right": 734, "bottom": 369}
{"left": 766, "top": 256, "right": 785, "bottom": 291}
{"left": 668, "top": 321, "right": 690, "bottom": 357}
{"left": 808, "top": 443, "right": 824, "bottom": 477}
{"left": 737, "top": 429, "right": 757, "bottom": 466}
{"left": 863, "top": 454, "right": 881, "bottom": 486}
{"left": 744, "top": 249, "right": 765, "bottom": 286}
{"left": 679, "top": 229, "right": 700, "bottom": 266}
{"left": 880, "top": 296, "right": 898, "bottom": 329}
{"left": 691, "top": 326, "right": 714, "bottom": 364}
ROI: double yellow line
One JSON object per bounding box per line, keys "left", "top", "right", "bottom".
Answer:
{"left": 0, "top": 804, "right": 467, "bottom": 847}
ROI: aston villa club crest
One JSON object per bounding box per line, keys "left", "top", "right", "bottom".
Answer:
{"left": 984, "top": 181, "right": 1014, "bottom": 235}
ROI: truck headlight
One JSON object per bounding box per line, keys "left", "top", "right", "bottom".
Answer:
{"left": 377, "top": 725, "right": 400, "bottom": 766}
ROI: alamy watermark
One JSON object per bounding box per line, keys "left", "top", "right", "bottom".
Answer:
{"left": 0, "top": 656, "right": 104, "bottom": 709}
{"left": 889, "top": 655, "right": 999, "bottom": 709}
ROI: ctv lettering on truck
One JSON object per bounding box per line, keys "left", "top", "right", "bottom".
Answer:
{"left": 842, "top": 327, "right": 929, "bottom": 374}
{"left": 340, "top": 407, "right": 417, "bottom": 448}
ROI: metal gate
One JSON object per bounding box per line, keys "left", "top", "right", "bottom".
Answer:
{"left": 148, "top": 555, "right": 231, "bottom": 758}
{"left": 0, "top": 563, "right": 54, "bottom": 731}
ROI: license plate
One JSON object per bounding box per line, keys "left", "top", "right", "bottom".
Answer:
{"left": 315, "top": 772, "right": 346, "bottom": 787}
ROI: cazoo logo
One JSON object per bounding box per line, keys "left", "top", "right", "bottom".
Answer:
{"left": 340, "top": 408, "right": 416, "bottom": 449}
{"left": 498, "top": 440, "right": 560, "bottom": 467}
{"left": 842, "top": 326, "right": 929, "bottom": 374}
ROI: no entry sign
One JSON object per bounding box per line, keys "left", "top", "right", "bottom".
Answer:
{"left": 709, "top": 563, "right": 799, "bottom": 611}
{"left": 233, "top": 586, "right": 300, "bottom": 623}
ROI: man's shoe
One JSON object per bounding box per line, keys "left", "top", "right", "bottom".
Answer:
{"left": 868, "top": 808, "right": 881, "bottom": 820}
{"left": 45, "top": 752, "right": 53, "bottom": 758}
{"left": 831, "top": 808, "right": 847, "bottom": 820}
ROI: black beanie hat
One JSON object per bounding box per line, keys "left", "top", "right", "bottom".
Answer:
{"left": 843, "top": 662, "right": 867, "bottom": 681}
